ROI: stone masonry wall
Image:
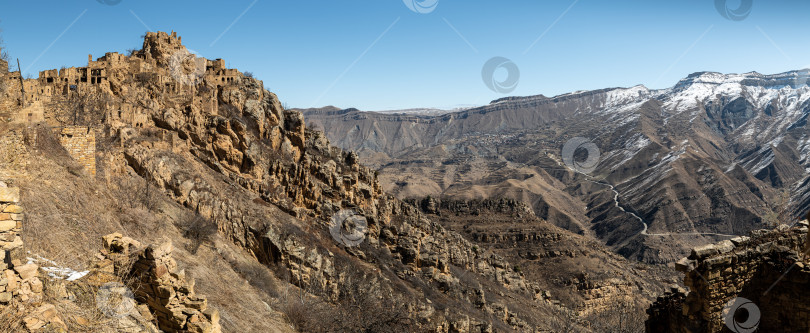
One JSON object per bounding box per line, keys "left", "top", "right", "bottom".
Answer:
{"left": 0, "top": 186, "right": 23, "bottom": 269}
{"left": 646, "top": 223, "right": 810, "bottom": 332}
{"left": 0, "top": 130, "right": 29, "bottom": 174}
{"left": 0, "top": 185, "right": 67, "bottom": 331}
{"left": 59, "top": 126, "right": 96, "bottom": 175}
{"left": 95, "top": 233, "right": 222, "bottom": 333}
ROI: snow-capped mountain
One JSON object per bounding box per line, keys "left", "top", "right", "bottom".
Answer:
{"left": 303, "top": 70, "right": 810, "bottom": 263}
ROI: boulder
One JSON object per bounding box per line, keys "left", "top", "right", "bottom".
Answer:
{"left": 2, "top": 205, "right": 22, "bottom": 213}
{"left": 0, "top": 220, "right": 15, "bottom": 232}
{"left": 690, "top": 244, "right": 719, "bottom": 259}
{"left": 13, "top": 263, "right": 38, "bottom": 280}
{"left": 0, "top": 188, "right": 19, "bottom": 203}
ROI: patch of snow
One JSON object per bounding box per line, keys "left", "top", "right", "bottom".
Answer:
{"left": 725, "top": 163, "right": 737, "bottom": 173}
{"left": 768, "top": 136, "right": 784, "bottom": 148}
{"left": 742, "top": 146, "right": 776, "bottom": 174}
{"left": 27, "top": 255, "right": 89, "bottom": 281}
{"left": 605, "top": 85, "right": 650, "bottom": 108}
{"left": 799, "top": 135, "right": 810, "bottom": 164}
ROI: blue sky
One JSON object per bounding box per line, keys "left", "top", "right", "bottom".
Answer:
{"left": 0, "top": 0, "right": 807, "bottom": 110}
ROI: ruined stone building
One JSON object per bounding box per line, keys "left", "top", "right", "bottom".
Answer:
{"left": 3, "top": 31, "right": 246, "bottom": 129}
{"left": 0, "top": 31, "right": 252, "bottom": 175}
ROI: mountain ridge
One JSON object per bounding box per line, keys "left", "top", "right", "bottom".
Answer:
{"left": 303, "top": 68, "right": 810, "bottom": 265}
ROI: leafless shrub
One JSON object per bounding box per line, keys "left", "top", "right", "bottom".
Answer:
{"left": 546, "top": 307, "right": 586, "bottom": 333}
{"left": 233, "top": 259, "right": 280, "bottom": 298}
{"left": 329, "top": 268, "right": 414, "bottom": 333}
{"left": 584, "top": 300, "right": 646, "bottom": 333}
{"left": 0, "top": 304, "right": 27, "bottom": 332}
{"left": 243, "top": 71, "right": 254, "bottom": 78}
{"left": 276, "top": 257, "right": 414, "bottom": 333}
{"left": 278, "top": 287, "right": 333, "bottom": 333}
{"left": 51, "top": 91, "right": 110, "bottom": 126}
{"left": 764, "top": 189, "right": 799, "bottom": 228}
{"left": 182, "top": 212, "right": 217, "bottom": 254}
{"left": 116, "top": 173, "right": 161, "bottom": 212}
{"left": 134, "top": 72, "right": 158, "bottom": 87}
{"left": 197, "top": 83, "right": 212, "bottom": 95}
{"left": 0, "top": 26, "right": 9, "bottom": 65}
{"left": 29, "top": 125, "right": 86, "bottom": 175}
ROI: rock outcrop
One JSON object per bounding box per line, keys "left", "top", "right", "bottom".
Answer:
{"left": 78, "top": 31, "right": 563, "bottom": 330}
{"left": 647, "top": 222, "right": 810, "bottom": 332}
{"left": 94, "top": 233, "right": 221, "bottom": 333}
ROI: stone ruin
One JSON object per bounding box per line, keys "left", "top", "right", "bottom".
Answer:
{"left": 646, "top": 221, "right": 810, "bottom": 332}
{"left": 93, "top": 233, "right": 222, "bottom": 333}
{"left": 58, "top": 126, "right": 96, "bottom": 175}
{"left": 0, "top": 185, "right": 64, "bottom": 331}
{"left": 0, "top": 31, "right": 255, "bottom": 176}
{"left": 0, "top": 181, "right": 220, "bottom": 332}
{"left": 1, "top": 31, "right": 241, "bottom": 127}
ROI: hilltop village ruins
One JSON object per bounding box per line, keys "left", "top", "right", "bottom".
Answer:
{"left": 0, "top": 31, "right": 247, "bottom": 174}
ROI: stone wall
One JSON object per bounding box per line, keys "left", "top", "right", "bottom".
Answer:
{"left": 646, "top": 223, "right": 810, "bottom": 332}
{"left": 0, "top": 186, "right": 66, "bottom": 331}
{"left": 96, "top": 233, "right": 222, "bottom": 333}
{"left": 0, "top": 185, "right": 23, "bottom": 269}
{"left": 0, "top": 185, "right": 46, "bottom": 307}
{"left": 59, "top": 126, "right": 96, "bottom": 175}
{"left": 7, "top": 31, "right": 246, "bottom": 130}
{"left": 0, "top": 130, "right": 29, "bottom": 174}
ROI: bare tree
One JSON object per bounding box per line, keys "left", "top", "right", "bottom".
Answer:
{"left": 326, "top": 268, "right": 414, "bottom": 333}
{"left": 52, "top": 90, "right": 110, "bottom": 126}
{"left": 547, "top": 307, "right": 586, "bottom": 333}
{"left": 584, "top": 300, "right": 646, "bottom": 333}
{"left": 277, "top": 262, "right": 415, "bottom": 333}
{"left": 0, "top": 22, "right": 9, "bottom": 65}
{"left": 764, "top": 189, "right": 797, "bottom": 228}
{"left": 182, "top": 212, "right": 217, "bottom": 254}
